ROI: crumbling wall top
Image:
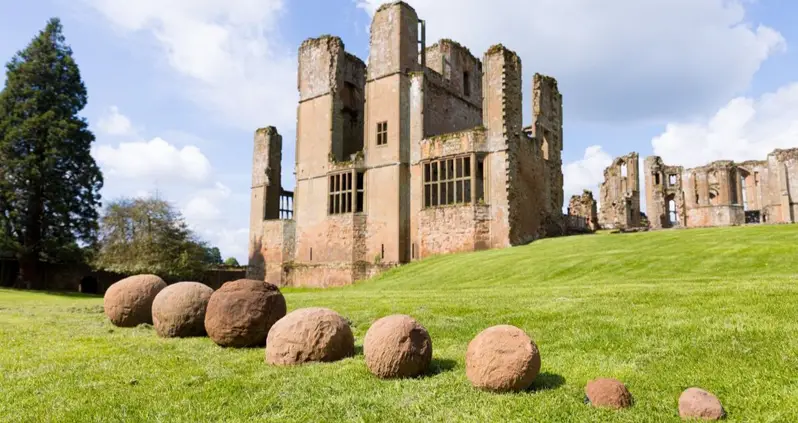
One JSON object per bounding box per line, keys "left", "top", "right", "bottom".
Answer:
{"left": 256, "top": 126, "right": 279, "bottom": 136}
{"left": 376, "top": 0, "right": 416, "bottom": 13}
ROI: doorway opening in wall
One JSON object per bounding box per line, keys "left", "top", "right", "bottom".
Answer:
{"left": 668, "top": 199, "right": 677, "bottom": 225}
{"left": 310, "top": 248, "right": 313, "bottom": 261}
{"left": 381, "top": 244, "right": 385, "bottom": 260}
{"left": 745, "top": 210, "right": 762, "bottom": 224}
{"left": 79, "top": 276, "right": 98, "bottom": 294}
{"left": 411, "top": 243, "right": 415, "bottom": 259}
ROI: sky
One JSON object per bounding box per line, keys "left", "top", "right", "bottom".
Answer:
{"left": 1, "top": 0, "right": 797, "bottom": 262}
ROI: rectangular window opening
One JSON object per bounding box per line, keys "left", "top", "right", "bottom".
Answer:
{"left": 422, "top": 155, "right": 477, "bottom": 208}
{"left": 377, "top": 121, "right": 388, "bottom": 146}
{"left": 463, "top": 71, "right": 471, "bottom": 96}
{"left": 654, "top": 173, "right": 661, "bottom": 185}
{"left": 668, "top": 174, "right": 677, "bottom": 185}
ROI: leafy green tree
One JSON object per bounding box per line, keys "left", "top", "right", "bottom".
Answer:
{"left": 224, "top": 257, "right": 240, "bottom": 267}
{"left": 0, "top": 18, "right": 103, "bottom": 288}
{"left": 93, "top": 197, "right": 209, "bottom": 281}
{"left": 204, "top": 246, "right": 223, "bottom": 266}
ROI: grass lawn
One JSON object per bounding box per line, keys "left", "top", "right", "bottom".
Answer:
{"left": 2, "top": 224, "right": 798, "bottom": 422}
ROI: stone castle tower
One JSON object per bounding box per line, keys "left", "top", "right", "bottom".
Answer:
{"left": 248, "top": 1, "right": 566, "bottom": 287}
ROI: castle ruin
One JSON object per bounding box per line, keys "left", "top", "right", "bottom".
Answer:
{"left": 599, "top": 153, "right": 641, "bottom": 229}
{"left": 248, "top": 1, "right": 566, "bottom": 287}
{"left": 644, "top": 149, "right": 798, "bottom": 228}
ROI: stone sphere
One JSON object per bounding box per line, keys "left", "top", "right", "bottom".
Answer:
{"left": 678, "top": 388, "right": 725, "bottom": 420}
{"left": 465, "top": 325, "right": 541, "bottom": 392}
{"left": 585, "top": 378, "right": 633, "bottom": 409}
{"left": 151, "top": 282, "right": 214, "bottom": 338}
{"left": 204, "top": 279, "right": 287, "bottom": 347}
{"left": 265, "top": 307, "right": 355, "bottom": 365}
{"left": 104, "top": 274, "right": 167, "bottom": 327}
{"left": 364, "top": 314, "right": 432, "bottom": 378}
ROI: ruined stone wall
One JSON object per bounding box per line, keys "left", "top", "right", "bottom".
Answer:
{"left": 767, "top": 148, "right": 798, "bottom": 223}
{"left": 247, "top": 127, "right": 282, "bottom": 279}
{"left": 681, "top": 161, "right": 744, "bottom": 227}
{"left": 642, "top": 148, "right": 798, "bottom": 229}
{"left": 644, "top": 156, "right": 685, "bottom": 229}
{"left": 422, "top": 40, "right": 483, "bottom": 138}
{"left": 567, "top": 190, "right": 598, "bottom": 231}
{"left": 258, "top": 220, "right": 296, "bottom": 286}
{"left": 529, "top": 73, "right": 564, "bottom": 230}
{"left": 422, "top": 69, "right": 483, "bottom": 138}
{"left": 418, "top": 205, "right": 490, "bottom": 257}
{"left": 599, "top": 153, "right": 641, "bottom": 229}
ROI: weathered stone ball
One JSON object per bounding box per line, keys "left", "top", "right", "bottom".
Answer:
{"left": 204, "top": 279, "right": 287, "bottom": 347}
{"left": 363, "top": 314, "right": 432, "bottom": 378}
{"left": 465, "top": 325, "right": 541, "bottom": 392}
{"left": 585, "top": 378, "right": 633, "bottom": 409}
{"left": 265, "top": 307, "right": 355, "bottom": 365}
{"left": 104, "top": 274, "right": 167, "bottom": 327}
{"left": 151, "top": 282, "right": 214, "bottom": 338}
{"left": 678, "top": 387, "right": 725, "bottom": 420}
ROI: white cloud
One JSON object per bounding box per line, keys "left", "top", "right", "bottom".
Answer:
{"left": 93, "top": 137, "right": 212, "bottom": 183}
{"left": 652, "top": 82, "right": 798, "bottom": 168}
{"left": 182, "top": 182, "right": 233, "bottom": 223}
{"left": 96, "top": 106, "right": 134, "bottom": 136}
{"left": 85, "top": 0, "right": 297, "bottom": 131}
{"left": 563, "top": 145, "right": 613, "bottom": 202}
{"left": 357, "top": 0, "right": 785, "bottom": 122}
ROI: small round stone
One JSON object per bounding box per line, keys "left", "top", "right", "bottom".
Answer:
{"left": 151, "top": 282, "right": 214, "bottom": 338}
{"left": 104, "top": 274, "right": 167, "bottom": 327}
{"left": 204, "top": 279, "right": 287, "bottom": 347}
{"left": 679, "top": 387, "right": 725, "bottom": 421}
{"left": 585, "top": 378, "right": 633, "bottom": 409}
{"left": 465, "top": 325, "right": 541, "bottom": 392}
{"left": 265, "top": 307, "right": 355, "bottom": 365}
{"left": 364, "top": 314, "right": 432, "bottom": 378}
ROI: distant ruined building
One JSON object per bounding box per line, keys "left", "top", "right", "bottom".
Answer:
{"left": 568, "top": 190, "right": 598, "bottom": 232}
{"left": 247, "top": 1, "right": 568, "bottom": 287}
{"left": 599, "top": 153, "right": 641, "bottom": 229}
{"left": 597, "top": 148, "right": 798, "bottom": 230}
{"left": 644, "top": 149, "right": 798, "bottom": 228}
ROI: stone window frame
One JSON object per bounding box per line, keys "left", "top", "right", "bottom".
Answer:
{"left": 328, "top": 170, "right": 366, "bottom": 215}
{"left": 668, "top": 174, "right": 677, "bottom": 186}
{"left": 422, "top": 153, "right": 487, "bottom": 208}
{"left": 376, "top": 121, "right": 388, "bottom": 146}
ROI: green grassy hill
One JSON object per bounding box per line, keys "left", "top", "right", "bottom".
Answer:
{"left": 2, "top": 225, "right": 798, "bottom": 422}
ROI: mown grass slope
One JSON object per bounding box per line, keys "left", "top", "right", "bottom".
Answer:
{"left": 2, "top": 224, "right": 798, "bottom": 422}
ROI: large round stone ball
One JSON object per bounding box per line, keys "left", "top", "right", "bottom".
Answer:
{"left": 265, "top": 307, "right": 355, "bottom": 365}
{"left": 678, "top": 387, "right": 725, "bottom": 420}
{"left": 152, "top": 282, "right": 214, "bottom": 338}
{"left": 585, "top": 378, "right": 633, "bottom": 409}
{"left": 204, "top": 279, "right": 287, "bottom": 347}
{"left": 104, "top": 274, "right": 167, "bottom": 327}
{"left": 364, "top": 314, "right": 432, "bottom": 378}
{"left": 465, "top": 325, "right": 541, "bottom": 392}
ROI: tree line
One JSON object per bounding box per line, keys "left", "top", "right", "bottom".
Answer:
{"left": 0, "top": 18, "right": 239, "bottom": 289}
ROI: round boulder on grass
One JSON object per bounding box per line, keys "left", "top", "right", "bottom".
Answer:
{"left": 678, "top": 387, "right": 725, "bottom": 421}
{"left": 465, "top": 325, "right": 541, "bottom": 392}
{"left": 152, "top": 282, "right": 214, "bottom": 338}
{"left": 265, "top": 307, "right": 355, "bottom": 365}
{"left": 585, "top": 378, "right": 633, "bottom": 409}
{"left": 364, "top": 314, "right": 432, "bottom": 378}
{"left": 104, "top": 274, "right": 167, "bottom": 327}
{"left": 204, "top": 279, "right": 287, "bottom": 347}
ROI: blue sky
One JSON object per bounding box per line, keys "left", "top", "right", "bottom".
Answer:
{"left": 1, "top": 0, "right": 797, "bottom": 262}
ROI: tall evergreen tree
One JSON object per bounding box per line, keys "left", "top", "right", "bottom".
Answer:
{"left": 0, "top": 18, "right": 103, "bottom": 289}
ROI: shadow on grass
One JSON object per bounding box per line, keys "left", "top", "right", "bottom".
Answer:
{"left": 528, "top": 372, "right": 566, "bottom": 392}
{"left": 418, "top": 358, "right": 457, "bottom": 378}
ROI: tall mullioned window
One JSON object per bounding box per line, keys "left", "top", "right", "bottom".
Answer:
{"left": 376, "top": 121, "right": 388, "bottom": 146}
{"left": 329, "top": 170, "right": 365, "bottom": 215}
{"left": 424, "top": 156, "right": 475, "bottom": 208}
